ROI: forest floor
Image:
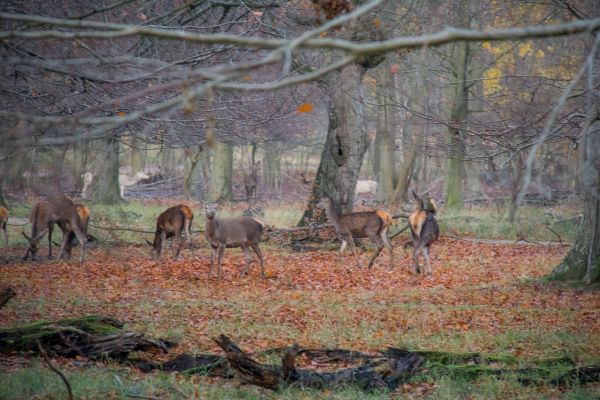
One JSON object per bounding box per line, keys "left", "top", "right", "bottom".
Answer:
{"left": 1, "top": 234, "right": 599, "bottom": 399}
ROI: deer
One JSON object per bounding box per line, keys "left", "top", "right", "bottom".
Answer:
{"left": 61, "top": 203, "right": 91, "bottom": 256}
{"left": 204, "top": 203, "right": 265, "bottom": 280}
{"left": 408, "top": 191, "right": 439, "bottom": 275}
{"left": 174, "top": 205, "right": 193, "bottom": 243}
{"left": 22, "top": 195, "right": 87, "bottom": 262}
{"left": 316, "top": 195, "right": 393, "bottom": 269}
{"left": 147, "top": 205, "right": 186, "bottom": 259}
{"left": 0, "top": 206, "right": 8, "bottom": 248}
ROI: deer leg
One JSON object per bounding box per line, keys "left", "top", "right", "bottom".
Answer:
{"left": 58, "top": 228, "right": 70, "bottom": 260}
{"left": 217, "top": 245, "right": 226, "bottom": 280}
{"left": 413, "top": 241, "right": 426, "bottom": 274}
{"left": 423, "top": 246, "right": 432, "bottom": 276}
{"left": 160, "top": 231, "right": 167, "bottom": 258}
{"left": 241, "top": 245, "right": 253, "bottom": 277}
{"left": 174, "top": 232, "right": 183, "bottom": 260}
{"left": 367, "top": 233, "right": 384, "bottom": 269}
{"left": 381, "top": 231, "right": 394, "bottom": 269}
{"left": 1, "top": 224, "right": 7, "bottom": 248}
{"left": 209, "top": 245, "right": 217, "bottom": 277}
{"left": 48, "top": 224, "right": 54, "bottom": 258}
{"left": 339, "top": 239, "right": 347, "bottom": 254}
{"left": 346, "top": 236, "right": 361, "bottom": 268}
{"left": 250, "top": 243, "right": 265, "bottom": 278}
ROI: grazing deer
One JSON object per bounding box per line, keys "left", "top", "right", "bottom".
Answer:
{"left": 62, "top": 203, "right": 91, "bottom": 256}
{"left": 408, "top": 191, "right": 439, "bottom": 275}
{"left": 316, "top": 196, "right": 393, "bottom": 269}
{"left": 204, "top": 203, "right": 265, "bottom": 279}
{"left": 23, "top": 195, "right": 87, "bottom": 262}
{"left": 148, "top": 206, "right": 186, "bottom": 259}
{"left": 0, "top": 206, "right": 8, "bottom": 248}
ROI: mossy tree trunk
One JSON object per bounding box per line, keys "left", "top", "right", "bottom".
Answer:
{"left": 551, "top": 117, "right": 600, "bottom": 283}
{"left": 88, "top": 137, "right": 122, "bottom": 204}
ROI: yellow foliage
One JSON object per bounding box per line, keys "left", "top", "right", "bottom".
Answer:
{"left": 483, "top": 67, "right": 502, "bottom": 96}
{"left": 518, "top": 41, "right": 533, "bottom": 58}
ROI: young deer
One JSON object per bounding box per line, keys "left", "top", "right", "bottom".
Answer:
{"left": 148, "top": 205, "right": 186, "bottom": 259}
{"left": 408, "top": 191, "right": 439, "bottom": 275}
{"left": 0, "top": 206, "right": 8, "bottom": 248}
{"left": 204, "top": 203, "right": 265, "bottom": 279}
{"left": 23, "top": 195, "right": 87, "bottom": 262}
{"left": 316, "top": 196, "right": 393, "bottom": 269}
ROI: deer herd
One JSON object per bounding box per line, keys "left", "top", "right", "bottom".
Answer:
{"left": 2, "top": 191, "right": 440, "bottom": 279}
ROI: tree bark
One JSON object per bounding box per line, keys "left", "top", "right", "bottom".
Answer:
{"left": 551, "top": 118, "right": 600, "bottom": 283}
{"left": 88, "top": 137, "right": 122, "bottom": 204}
{"left": 445, "top": 0, "right": 471, "bottom": 211}
{"left": 207, "top": 139, "right": 233, "bottom": 202}
{"left": 298, "top": 63, "right": 371, "bottom": 225}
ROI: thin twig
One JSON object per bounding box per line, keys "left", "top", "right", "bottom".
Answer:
{"left": 36, "top": 339, "right": 74, "bottom": 400}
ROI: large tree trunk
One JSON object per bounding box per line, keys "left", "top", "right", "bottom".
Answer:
{"left": 551, "top": 118, "right": 600, "bottom": 283}
{"left": 445, "top": 0, "right": 471, "bottom": 211}
{"left": 298, "top": 63, "right": 371, "bottom": 225}
{"left": 88, "top": 137, "right": 121, "bottom": 204}
{"left": 375, "top": 69, "right": 396, "bottom": 203}
{"left": 208, "top": 140, "right": 233, "bottom": 202}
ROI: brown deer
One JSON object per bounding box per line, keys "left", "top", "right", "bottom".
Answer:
{"left": 174, "top": 205, "right": 193, "bottom": 243}
{"left": 204, "top": 203, "right": 265, "bottom": 279}
{"left": 148, "top": 205, "right": 186, "bottom": 259}
{"left": 408, "top": 191, "right": 439, "bottom": 275}
{"left": 0, "top": 206, "right": 8, "bottom": 248}
{"left": 316, "top": 196, "right": 393, "bottom": 269}
{"left": 23, "top": 195, "right": 87, "bottom": 262}
{"left": 62, "top": 203, "right": 91, "bottom": 256}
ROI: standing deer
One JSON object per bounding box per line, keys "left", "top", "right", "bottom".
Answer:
{"left": 408, "top": 191, "right": 439, "bottom": 275}
{"left": 316, "top": 196, "right": 393, "bottom": 269}
{"left": 204, "top": 203, "right": 265, "bottom": 279}
{"left": 22, "top": 195, "right": 87, "bottom": 262}
{"left": 0, "top": 206, "right": 8, "bottom": 248}
{"left": 174, "top": 205, "right": 193, "bottom": 243}
{"left": 148, "top": 205, "right": 186, "bottom": 259}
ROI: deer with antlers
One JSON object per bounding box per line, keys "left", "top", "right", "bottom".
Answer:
{"left": 316, "top": 195, "right": 393, "bottom": 269}
{"left": 408, "top": 191, "right": 439, "bottom": 275}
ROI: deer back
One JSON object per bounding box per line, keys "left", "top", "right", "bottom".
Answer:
{"left": 175, "top": 205, "right": 193, "bottom": 224}
{"left": 338, "top": 211, "right": 386, "bottom": 238}
{"left": 206, "top": 216, "right": 263, "bottom": 246}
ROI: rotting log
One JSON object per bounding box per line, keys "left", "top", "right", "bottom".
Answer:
{"left": 212, "top": 334, "right": 424, "bottom": 391}
{"left": 0, "top": 316, "right": 171, "bottom": 359}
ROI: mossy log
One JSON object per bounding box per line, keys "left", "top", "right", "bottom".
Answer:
{"left": 0, "top": 316, "right": 170, "bottom": 359}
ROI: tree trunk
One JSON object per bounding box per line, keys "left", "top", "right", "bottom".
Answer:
{"left": 375, "top": 69, "right": 396, "bottom": 203}
{"left": 88, "top": 137, "right": 122, "bottom": 204}
{"left": 183, "top": 145, "right": 208, "bottom": 200}
{"left": 298, "top": 63, "right": 371, "bottom": 225}
{"left": 551, "top": 118, "right": 600, "bottom": 283}
{"left": 445, "top": 0, "right": 471, "bottom": 211}
{"left": 208, "top": 140, "right": 233, "bottom": 202}
{"left": 263, "top": 145, "right": 281, "bottom": 190}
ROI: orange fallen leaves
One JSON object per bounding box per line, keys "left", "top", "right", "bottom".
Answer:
{"left": 0, "top": 238, "right": 598, "bottom": 358}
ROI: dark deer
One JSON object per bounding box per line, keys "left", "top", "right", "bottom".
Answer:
{"left": 174, "top": 205, "right": 193, "bottom": 243}
{"left": 408, "top": 191, "right": 439, "bottom": 275}
{"left": 0, "top": 206, "right": 8, "bottom": 248}
{"left": 23, "top": 195, "right": 87, "bottom": 262}
{"left": 316, "top": 196, "right": 393, "bottom": 269}
{"left": 148, "top": 205, "right": 186, "bottom": 259}
{"left": 204, "top": 203, "right": 265, "bottom": 279}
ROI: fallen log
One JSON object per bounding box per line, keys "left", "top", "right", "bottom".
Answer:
{"left": 212, "top": 334, "right": 424, "bottom": 391}
{"left": 0, "top": 316, "right": 171, "bottom": 359}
